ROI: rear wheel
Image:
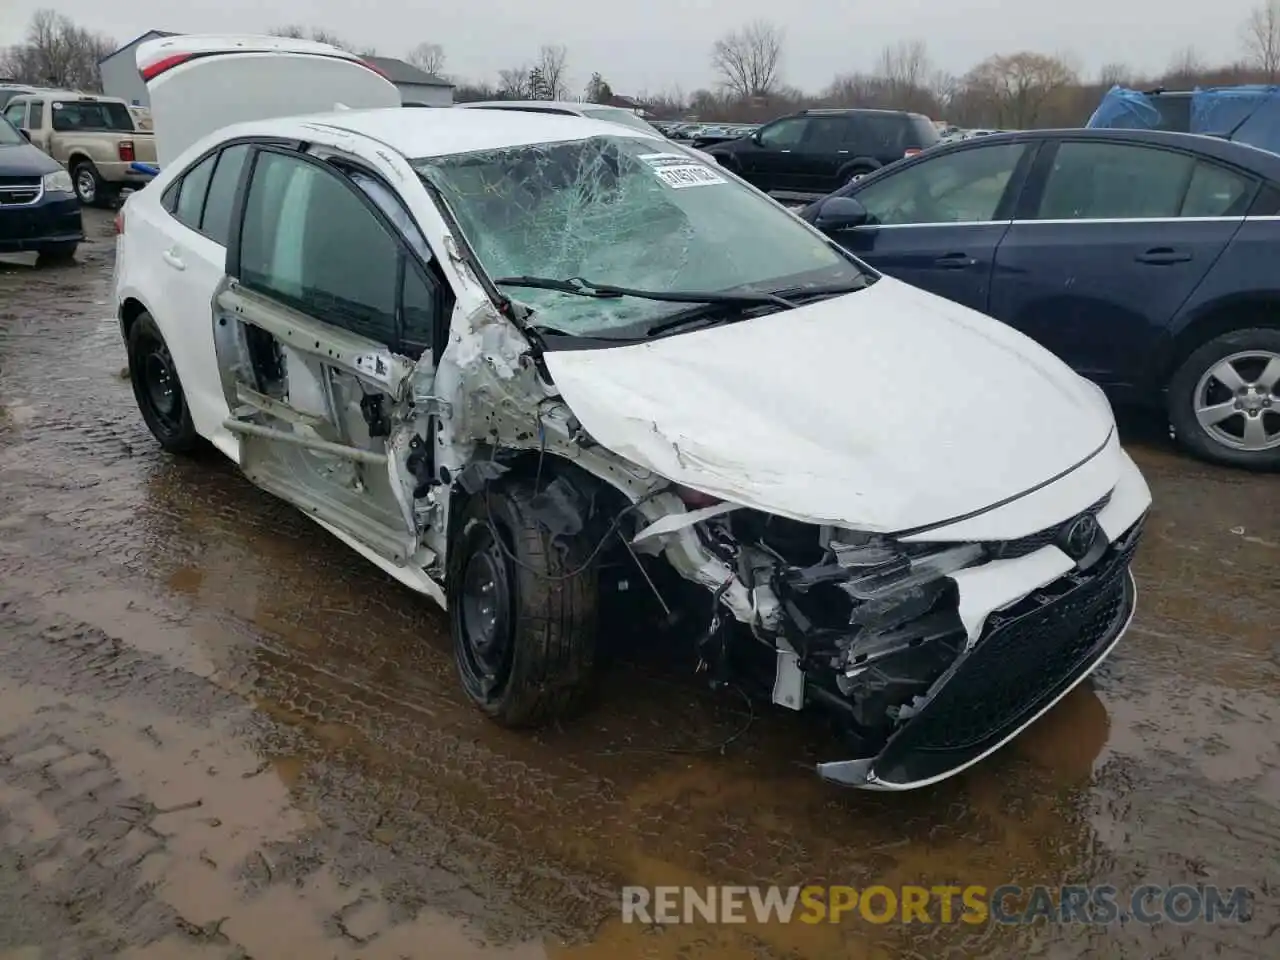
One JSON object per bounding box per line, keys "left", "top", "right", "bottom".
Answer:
{"left": 71, "top": 160, "right": 104, "bottom": 207}
{"left": 1167, "top": 328, "right": 1280, "bottom": 471}
{"left": 448, "top": 480, "right": 599, "bottom": 728}
{"left": 127, "top": 311, "right": 200, "bottom": 454}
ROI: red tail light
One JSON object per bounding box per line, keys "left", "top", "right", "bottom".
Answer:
{"left": 118, "top": 140, "right": 135, "bottom": 162}
{"left": 903, "top": 148, "right": 922, "bottom": 158}
{"left": 140, "top": 52, "right": 193, "bottom": 81}
{"left": 114, "top": 209, "right": 125, "bottom": 235}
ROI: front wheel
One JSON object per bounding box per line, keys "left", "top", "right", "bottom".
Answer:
{"left": 448, "top": 480, "right": 599, "bottom": 728}
{"left": 127, "top": 311, "right": 201, "bottom": 454}
{"left": 1167, "top": 327, "right": 1280, "bottom": 471}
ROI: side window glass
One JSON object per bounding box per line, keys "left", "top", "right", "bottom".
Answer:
{"left": 173, "top": 154, "right": 217, "bottom": 231}
{"left": 1035, "top": 142, "right": 1194, "bottom": 220}
{"left": 201, "top": 144, "right": 250, "bottom": 245}
{"left": 348, "top": 169, "right": 434, "bottom": 264}
{"left": 804, "top": 117, "right": 848, "bottom": 150}
{"left": 26, "top": 101, "right": 44, "bottom": 130}
{"left": 239, "top": 151, "right": 398, "bottom": 344}
{"left": 855, "top": 143, "right": 1027, "bottom": 225}
{"left": 400, "top": 265, "right": 438, "bottom": 360}
{"left": 3, "top": 103, "right": 25, "bottom": 128}
{"left": 758, "top": 118, "right": 808, "bottom": 149}
{"left": 1180, "top": 161, "right": 1254, "bottom": 217}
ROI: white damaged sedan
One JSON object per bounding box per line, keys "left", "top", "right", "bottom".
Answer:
{"left": 115, "top": 35, "right": 1151, "bottom": 790}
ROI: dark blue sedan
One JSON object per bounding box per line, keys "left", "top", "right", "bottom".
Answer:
{"left": 798, "top": 128, "right": 1280, "bottom": 471}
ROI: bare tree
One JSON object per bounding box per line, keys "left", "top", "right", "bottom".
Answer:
{"left": 497, "top": 66, "right": 532, "bottom": 99}
{"left": 1165, "top": 46, "right": 1206, "bottom": 85}
{"left": 1097, "top": 62, "right": 1133, "bottom": 87}
{"left": 1242, "top": 0, "right": 1280, "bottom": 81}
{"left": 0, "top": 10, "right": 114, "bottom": 91}
{"left": 535, "top": 44, "right": 569, "bottom": 99}
{"left": 406, "top": 42, "right": 446, "bottom": 77}
{"left": 711, "top": 20, "right": 784, "bottom": 98}
{"left": 877, "top": 40, "right": 930, "bottom": 91}
{"left": 962, "top": 52, "right": 1077, "bottom": 128}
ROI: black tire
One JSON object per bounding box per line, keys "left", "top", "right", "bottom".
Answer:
{"left": 1167, "top": 327, "right": 1280, "bottom": 471}
{"left": 839, "top": 163, "right": 877, "bottom": 185}
{"left": 71, "top": 159, "right": 107, "bottom": 207}
{"left": 36, "top": 242, "right": 78, "bottom": 264}
{"left": 448, "top": 480, "right": 599, "bottom": 728}
{"left": 126, "top": 311, "right": 201, "bottom": 454}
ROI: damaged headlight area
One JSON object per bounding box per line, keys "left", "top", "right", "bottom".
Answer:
{"left": 692, "top": 511, "right": 977, "bottom": 737}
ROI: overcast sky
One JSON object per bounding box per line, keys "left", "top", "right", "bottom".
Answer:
{"left": 2, "top": 0, "right": 1267, "bottom": 95}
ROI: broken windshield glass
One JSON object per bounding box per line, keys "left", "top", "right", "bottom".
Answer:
{"left": 411, "top": 135, "right": 870, "bottom": 337}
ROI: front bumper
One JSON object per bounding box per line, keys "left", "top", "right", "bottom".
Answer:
{"left": 817, "top": 515, "right": 1143, "bottom": 789}
{"left": 0, "top": 193, "right": 83, "bottom": 253}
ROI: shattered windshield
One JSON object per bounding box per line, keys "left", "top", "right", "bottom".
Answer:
{"left": 412, "top": 135, "right": 869, "bottom": 336}
{"left": 580, "top": 108, "right": 659, "bottom": 133}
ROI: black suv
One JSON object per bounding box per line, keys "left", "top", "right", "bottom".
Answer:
{"left": 707, "top": 108, "right": 939, "bottom": 201}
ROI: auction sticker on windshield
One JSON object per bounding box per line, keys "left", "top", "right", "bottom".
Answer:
{"left": 640, "top": 152, "right": 727, "bottom": 188}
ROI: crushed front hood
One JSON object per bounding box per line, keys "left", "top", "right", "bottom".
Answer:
{"left": 543, "top": 276, "right": 1115, "bottom": 534}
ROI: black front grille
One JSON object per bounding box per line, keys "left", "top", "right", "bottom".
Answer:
{"left": 985, "top": 490, "right": 1113, "bottom": 560}
{"left": 877, "top": 515, "right": 1143, "bottom": 769}
{"left": 0, "top": 176, "right": 40, "bottom": 206}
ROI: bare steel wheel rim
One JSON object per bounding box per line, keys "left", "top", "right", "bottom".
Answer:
{"left": 1193, "top": 349, "right": 1280, "bottom": 452}
{"left": 75, "top": 168, "right": 96, "bottom": 203}
{"left": 455, "top": 535, "right": 513, "bottom": 700}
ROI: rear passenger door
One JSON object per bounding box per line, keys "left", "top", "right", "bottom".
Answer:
{"left": 214, "top": 147, "right": 451, "bottom": 567}
{"left": 146, "top": 141, "right": 253, "bottom": 445}
{"left": 988, "top": 139, "right": 1252, "bottom": 387}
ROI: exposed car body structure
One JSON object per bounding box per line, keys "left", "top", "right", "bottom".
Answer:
{"left": 115, "top": 36, "right": 1152, "bottom": 790}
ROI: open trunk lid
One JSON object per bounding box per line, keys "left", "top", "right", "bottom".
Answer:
{"left": 136, "top": 34, "right": 401, "bottom": 168}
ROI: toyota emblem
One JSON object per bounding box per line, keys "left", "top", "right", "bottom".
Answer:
{"left": 1062, "top": 513, "right": 1098, "bottom": 560}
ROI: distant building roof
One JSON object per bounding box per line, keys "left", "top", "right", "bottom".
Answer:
{"left": 98, "top": 30, "right": 179, "bottom": 65}
{"left": 363, "top": 56, "right": 453, "bottom": 88}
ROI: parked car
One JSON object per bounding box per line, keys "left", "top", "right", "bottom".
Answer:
{"left": 116, "top": 35, "right": 1150, "bottom": 791}
{"left": 0, "top": 83, "right": 39, "bottom": 110}
{"left": 705, "top": 108, "right": 941, "bottom": 204}
{"left": 456, "top": 100, "right": 715, "bottom": 160}
{"left": 798, "top": 128, "right": 1280, "bottom": 470}
{"left": 1088, "top": 84, "right": 1280, "bottom": 157}
{"left": 0, "top": 113, "right": 83, "bottom": 261}
{"left": 2, "top": 91, "right": 157, "bottom": 206}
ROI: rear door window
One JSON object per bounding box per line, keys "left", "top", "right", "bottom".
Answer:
{"left": 173, "top": 155, "right": 217, "bottom": 231}
{"left": 1179, "top": 160, "right": 1255, "bottom": 217}
{"left": 1034, "top": 142, "right": 1196, "bottom": 219}
{"left": 25, "top": 101, "right": 44, "bottom": 130}
{"left": 201, "top": 145, "right": 251, "bottom": 245}
{"left": 804, "top": 117, "right": 850, "bottom": 150}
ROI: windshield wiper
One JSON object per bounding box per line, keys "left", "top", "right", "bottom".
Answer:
{"left": 771, "top": 279, "right": 874, "bottom": 300}
{"left": 494, "top": 275, "right": 799, "bottom": 309}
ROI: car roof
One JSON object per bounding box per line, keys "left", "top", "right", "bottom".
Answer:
{"left": 10, "top": 90, "right": 129, "bottom": 104}
{"left": 459, "top": 100, "right": 636, "bottom": 115}
{"left": 929, "top": 126, "right": 1280, "bottom": 179}
{"left": 229, "top": 106, "right": 662, "bottom": 158}
{"left": 800, "top": 107, "right": 925, "bottom": 118}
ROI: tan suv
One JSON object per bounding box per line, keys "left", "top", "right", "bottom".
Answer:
{"left": 2, "top": 91, "right": 157, "bottom": 207}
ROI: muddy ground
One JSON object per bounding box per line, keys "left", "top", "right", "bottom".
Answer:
{"left": 0, "top": 209, "right": 1277, "bottom": 960}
